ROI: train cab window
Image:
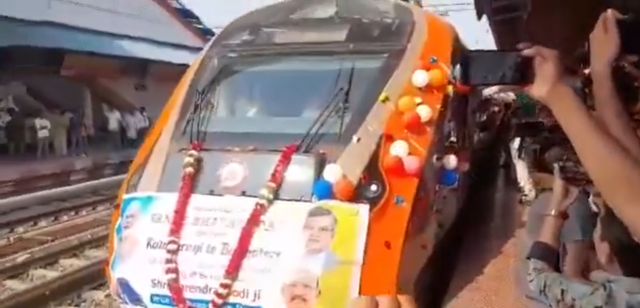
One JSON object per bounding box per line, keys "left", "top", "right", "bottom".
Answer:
{"left": 186, "top": 54, "right": 387, "bottom": 136}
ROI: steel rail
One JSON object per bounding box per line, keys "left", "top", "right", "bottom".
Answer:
{"left": 0, "top": 216, "right": 112, "bottom": 308}
{"left": 0, "top": 175, "right": 124, "bottom": 214}
{"left": 0, "top": 159, "right": 131, "bottom": 198}
{"left": 0, "top": 194, "right": 115, "bottom": 239}
{"left": 0, "top": 259, "right": 106, "bottom": 308}
{"left": 0, "top": 226, "right": 109, "bottom": 279}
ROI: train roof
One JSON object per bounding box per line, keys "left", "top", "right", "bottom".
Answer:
{"left": 210, "top": 0, "right": 415, "bottom": 50}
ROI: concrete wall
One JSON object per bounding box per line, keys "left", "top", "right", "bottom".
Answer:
{"left": 18, "top": 75, "right": 85, "bottom": 111}
{"left": 97, "top": 77, "right": 174, "bottom": 119}
{"left": 3, "top": 75, "right": 175, "bottom": 133}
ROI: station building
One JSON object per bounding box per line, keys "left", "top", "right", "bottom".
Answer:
{"left": 0, "top": 0, "right": 211, "bottom": 184}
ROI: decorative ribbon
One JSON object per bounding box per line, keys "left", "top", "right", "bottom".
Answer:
{"left": 164, "top": 142, "right": 297, "bottom": 308}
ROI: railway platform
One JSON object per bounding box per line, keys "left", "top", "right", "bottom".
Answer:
{"left": 441, "top": 169, "right": 528, "bottom": 308}
{"left": 416, "top": 142, "right": 531, "bottom": 308}
{"left": 0, "top": 149, "right": 136, "bottom": 187}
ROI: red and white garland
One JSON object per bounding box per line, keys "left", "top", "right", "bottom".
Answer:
{"left": 164, "top": 142, "right": 297, "bottom": 308}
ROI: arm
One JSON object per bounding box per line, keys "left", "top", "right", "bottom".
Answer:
{"left": 591, "top": 68, "right": 640, "bottom": 159}
{"left": 546, "top": 84, "right": 640, "bottom": 238}
{"left": 560, "top": 193, "right": 598, "bottom": 280}
{"left": 528, "top": 194, "right": 610, "bottom": 306}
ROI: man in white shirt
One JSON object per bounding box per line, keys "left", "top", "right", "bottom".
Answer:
{"left": 34, "top": 112, "right": 51, "bottom": 159}
{"left": 105, "top": 107, "right": 122, "bottom": 149}
{"left": 301, "top": 206, "right": 340, "bottom": 274}
{"left": 123, "top": 112, "right": 138, "bottom": 148}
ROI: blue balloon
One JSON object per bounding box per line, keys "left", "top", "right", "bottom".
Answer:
{"left": 439, "top": 169, "right": 459, "bottom": 187}
{"left": 313, "top": 179, "right": 334, "bottom": 201}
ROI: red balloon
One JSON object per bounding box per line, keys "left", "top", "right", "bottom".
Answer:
{"left": 403, "top": 111, "right": 423, "bottom": 133}
{"left": 383, "top": 155, "right": 405, "bottom": 176}
{"left": 457, "top": 149, "right": 471, "bottom": 163}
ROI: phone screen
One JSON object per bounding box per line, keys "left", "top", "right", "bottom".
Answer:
{"left": 461, "top": 50, "right": 534, "bottom": 86}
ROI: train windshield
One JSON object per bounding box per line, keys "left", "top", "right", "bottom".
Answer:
{"left": 187, "top": 54, "right": 387, "bottom": 135}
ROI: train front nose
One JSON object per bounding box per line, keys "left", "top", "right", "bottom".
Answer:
{"left": 158, "top": 151, "right": 321, "bottom": 200}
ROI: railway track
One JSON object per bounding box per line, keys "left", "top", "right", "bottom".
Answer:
{"left": 0, "top": 159, "right": 130, "bottom": 198}
{"left": 0, "top": 179, "right": 121, "bottom": 308}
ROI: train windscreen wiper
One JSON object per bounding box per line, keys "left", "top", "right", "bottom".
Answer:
{"left": 298, "top": 63, "right": 355, "bottom": 153}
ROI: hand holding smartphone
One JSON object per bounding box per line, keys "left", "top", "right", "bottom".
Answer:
{"left": 460, "top": 50, "right": 534, "bottom": 86}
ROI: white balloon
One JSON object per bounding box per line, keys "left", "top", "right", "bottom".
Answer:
{"left": 322, "top": 163, "right": 343, "bottom": 183}
{"left": 416, "top": 104, "right": 433, "bottom": 122}
{"left": 442, "top": 154, "right": 458, "bottom": 170}
{"left": 411, "top": 69, "right": 430, "bottom": 88}
{"left": 389, "top": 140, "right": 410, "bottom": 157}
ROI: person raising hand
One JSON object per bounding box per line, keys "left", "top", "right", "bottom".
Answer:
{"left": 519, "top": 9, "right": 640, "bottom": 240}
{"left": 590, "top": 9, "right": 640, "bottom": 160}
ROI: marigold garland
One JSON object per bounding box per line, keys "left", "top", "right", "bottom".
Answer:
{"left": 164, "top": 142, "right": 297, "bottom": 308}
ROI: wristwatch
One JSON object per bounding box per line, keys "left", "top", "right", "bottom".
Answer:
{"left": 544, "top": 208, "right": 569, "bottom": 220}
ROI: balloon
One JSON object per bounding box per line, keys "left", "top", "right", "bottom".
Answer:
{"left": 402, "top": 155, "right": 422, "bottom": 176}
{"left": 442, "top": 154, "right": 458, "bottom": 170}
{"left": 403, "top": 111, "right": 422, "bottom": 132}
{"left": 427, "top": 68, "right": 447, "bottom": 87}
{"left": 383, "top": 155, "right": 405, "bottom": 175}
{"left": 333, "top": 176, "right": 355, "bottom": 201}
{"left": 322, "top": 163, "right": 343, "bottom": 183}
{"left": 439, "top": 169, "right": 459, "bottom": 187}
{"left": 458, "top": 161, "right": 470, "bottom": 172}
{"left": 397, "top": 96, "right": 417, "bottom": 113}
{"left": 313, "top": 179, "right": 334, "bottom": 201}
{"left": 389, "top": 140, "right": 410, "bottom": 157}
{"left": 457, "top": 150, "right": 471, "bottom": 162}
{"left": 456, "top": 150, "right": 471, "bottom": 172}
{"left": 455, "top": 83, "right": 471, "bottom": 94}
{"left": 411, "top": 69, "right": 430, "bottom": 88}
{"left": 416, "top": 104, "right": 433, "bottom": 122}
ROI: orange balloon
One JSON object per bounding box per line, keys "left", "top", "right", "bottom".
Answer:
{"left": 428, "top": 69, "right": 448, "bottom": 87}
{"left": 397, "top": 96, "right": 417, "bottom": 113}
{"left": 333, "top": 176, "right": 355, "bottom": 201}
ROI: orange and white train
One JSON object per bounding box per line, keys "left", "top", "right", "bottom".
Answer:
{"left": 107, "top": 0, "right": 477, "bottom": 307}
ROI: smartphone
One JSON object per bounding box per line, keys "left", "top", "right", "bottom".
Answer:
{"left": 460, "top": 50, "right": 534, "bottom": 86}
{"left": 618, "top": 14, "right": 640, "bottom": 57}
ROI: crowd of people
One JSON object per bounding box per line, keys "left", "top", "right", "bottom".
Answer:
{"left": 511, "top": 9, "right": 640, "bottom": 307}
{"left": 0, "top": 104, "right": 150, "bottom": 159}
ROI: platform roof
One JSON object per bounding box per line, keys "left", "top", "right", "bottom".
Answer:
{"left": 0, "top": 18, "right": 200, "bottom": 65}
{"left": 0, "top": 0, "right": 205, "bottom": 50}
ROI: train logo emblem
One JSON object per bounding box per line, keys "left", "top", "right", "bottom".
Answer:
{"left": 218, "top": 160, "right": 248, "bottom": 188}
